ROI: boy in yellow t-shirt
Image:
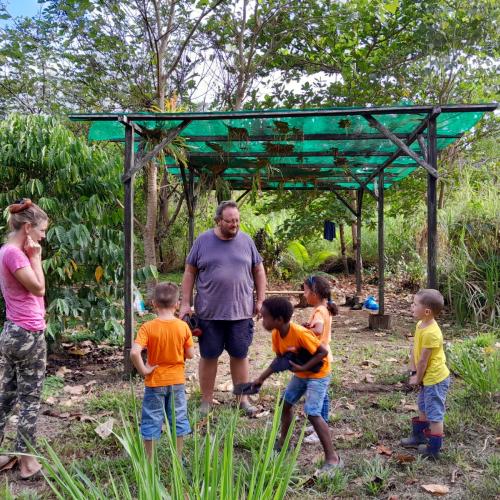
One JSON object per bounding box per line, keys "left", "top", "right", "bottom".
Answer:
{"left": 252, "top": 297, "right": 343, "bottom": 475}
{"left": 401, "top": 289, "right": 450, "bottom": 459}
{"left": 130, "top": 282, "right": 194, "bottom": 462}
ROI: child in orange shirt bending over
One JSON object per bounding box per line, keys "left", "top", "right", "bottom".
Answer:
{"left": 252, "top": 297, "right": 343, "bottom": 475}
{"left": 130, "top": 282, "right": 194, "bottom": 461}
{"left": 302, "top": 275, "right": 338, "bottom": 444}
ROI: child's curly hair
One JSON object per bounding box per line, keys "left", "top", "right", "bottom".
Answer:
{"left": 304, "top": 275, "right": 339, "bottom": 316}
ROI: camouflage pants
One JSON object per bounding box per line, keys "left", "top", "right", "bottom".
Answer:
{"left": 0, "top": 321, "right": 46, "bottom": 452}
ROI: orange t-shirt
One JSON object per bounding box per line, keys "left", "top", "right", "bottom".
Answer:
{"left": 134, "top": 318, "right": 194, "bottom": 387}
{"left": 271, "top": 322, "right": 330, "bottom": 379}
{"left": 308, "top": 305, "right": 333, "bottom": 362}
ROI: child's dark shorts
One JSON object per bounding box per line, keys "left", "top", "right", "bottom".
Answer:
{"left": 197, "top": 319, "right": 253, "bottom": 359}
{"left": 141, "top": 384, "right": 191, "bottom": 440}
{"left": 418, "top": 376, "right": 451, "bottom": 422}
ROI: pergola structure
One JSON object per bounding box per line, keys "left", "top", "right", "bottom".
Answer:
{"left": 70, "top": 103, "right": 497, "bottom": 374}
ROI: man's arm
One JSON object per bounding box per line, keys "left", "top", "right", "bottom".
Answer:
{"left": 185, "top": 346, "right": 195, "bottom": 359}
{"left": 410, "top": 348, "right": 432, "bottom": 385}
{"left": 289, "top": 345, "right": 328, "bottom": 372}
{"left": 179, "top": 264, "right": 198, "bottom": 319}
{"left": 252, "top": 262, "right": 267, "bottom": 315}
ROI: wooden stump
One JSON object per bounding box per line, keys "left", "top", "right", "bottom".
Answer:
{"left": 369, "top": 314, "right": 392, "bottom": 330}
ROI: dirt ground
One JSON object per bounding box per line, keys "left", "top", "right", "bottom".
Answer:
{"left": 1, "top": 277, "right": 498, "bottom": 498}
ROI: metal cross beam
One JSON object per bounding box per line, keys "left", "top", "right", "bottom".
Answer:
{"left": 123, "top": 120, "right": 191, "bottom": 181}
{"left": 363, "top": 114, "right": 438, "bottom": 177}
{"left": 359, "top": 107, "right": 441, "bottom": 189}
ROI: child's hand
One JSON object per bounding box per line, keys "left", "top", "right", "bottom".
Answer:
{"left": 142, "top": 362, "right": 158, "bottom": 376}
{"left": 409, "top": 375, "right": 418, "bottom": 385}
{"left": 251, "top": 378, "right": 263, "bottom": 388}
{"left": 289, "top": 361, "right": 305, "bottom": 372}
{"left": 302, "top": 321, "right": 311, "bottom": 328}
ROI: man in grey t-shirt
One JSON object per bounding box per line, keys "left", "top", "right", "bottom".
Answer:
{"left": 179, "top": 201, "right": 267, "bottom": 416}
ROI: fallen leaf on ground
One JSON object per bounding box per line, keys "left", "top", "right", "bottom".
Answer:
{"left": 405, "top": 478, "right": 418, "bottom": 485}
{"left": 68, "top": 346, "right": 91, "bottom": 356}
{"left": 63, "top": 384, "right": 86, "bottom": 395}
{"left": 0, "top": 456, "right": 17, "bottom": 471}
{"left": 386, "top": 358, "right": 398, "bottom": 363}
{"left": 394, "top": 453, "right": 416, "bottom": 463}
{"left": 45, "top": 396, "right": 57, "bottom": 405}
{"left": 255, "top": 410, "right": 270, "bottom": 418}
{"left": 216, "top": 380, "right": 233, "bottom": 392}
{"left": 362, "top": 359, "right": 380, "bottom": 367}
{"left": 85, "top": 380, "right": 98, "bottom": 387}
{"left": 374, "top": 332, "right": 386, "bottom": 337}
{"left": 95, "top": 418, "right": 115, "bottom": 439}
{"left": 55, "top": 366, "right": 71, "bottom": 378}
{"left": 402, "top": 403, "right": 419, "bottom": 412}
{"left": 376, "top": 444, "right": 393, "bottom": 456}
{"left": 364, "top": 374, "right": 375, "bottom": 383}
{"left": 388, "top": 496, "right": 400, "bottom": 500}
{"left": 342, "top": 401, "right": 356, "bottom": 410}
{"left": 421, "top": 484, "right": 449, "bottom": 496}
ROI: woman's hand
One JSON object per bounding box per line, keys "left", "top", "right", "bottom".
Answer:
{"left": 24, "top": 236, "right": 41, "bottom": 259}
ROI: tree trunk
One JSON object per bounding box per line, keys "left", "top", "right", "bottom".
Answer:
{"left": 339, "top": 223, "right": 349, "bottom": 274}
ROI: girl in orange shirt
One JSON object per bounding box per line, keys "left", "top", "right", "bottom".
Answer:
{"left": 302, "top": 275, "right": 338, "bottom": 444}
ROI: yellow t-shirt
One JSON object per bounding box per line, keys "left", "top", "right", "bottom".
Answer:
{"left": 135, "top": 318, "right": 194, "bottom": 387}
{"left": 308, "top": 305, "right": 333, "bottom": 362}
{"left": 271, "top": 322, "right": 330, "bottom": 379}
{"left": 413, "top": 320, "right": 449, "bottom": 386}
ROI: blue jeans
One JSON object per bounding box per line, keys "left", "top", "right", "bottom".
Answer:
{"left": 417, "top": 377, "right": 451, "bottom": 422}
{"left": 321, "top": 392, "right": 329, "bottom": 422}
{"left": 140, "top": 384, "right": 191, "bottom": 440}
{"left": 284, "top": 375, "right": 331, "bottom": 417}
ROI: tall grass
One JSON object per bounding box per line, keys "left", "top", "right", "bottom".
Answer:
{"left": 36, "top": 395, "right": 302, "bottom": 499}
{"left": 440, "top": 177, "right": 499, "bottom": 326}
{"left": 448, "top": 333, "right": 500, "bottom": 397}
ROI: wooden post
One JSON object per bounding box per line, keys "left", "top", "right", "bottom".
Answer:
{"left": 427, "top": 116, "right": 438, "bottom": 288}
{"left": 369, "top": 170, "right": 391, "bottom": 330}
{"left": 355, "top": 189, "right": 363, "bottom": 296}
{"left": 123, "top": 124, "right": 135, "bottom": 376}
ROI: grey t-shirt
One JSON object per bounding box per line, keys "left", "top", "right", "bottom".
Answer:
{"left": 186, "top": 229, "right": 263, "bottom": 320}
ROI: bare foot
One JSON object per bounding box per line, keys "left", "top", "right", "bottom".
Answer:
{"left": 19, "top": 455, "right": 42, "bottom": 479}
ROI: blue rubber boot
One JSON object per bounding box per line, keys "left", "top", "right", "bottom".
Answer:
{"left": 400, "top": 417, "right": 429, "bottom": 448}
{"left": 418, "top": 433, "right": 443, "bottom": 460}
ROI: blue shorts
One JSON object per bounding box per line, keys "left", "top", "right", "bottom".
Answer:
{"left": 198, "top": 319, "right": 253, "bottom": 359}
{"left": 283, "top": 375, "right": 331, "bottom": 417}
{"left": 418, "top": 377, "right": 451, "bottom": 422}
{"left": 140, "top": 384, "right": 191, "bottom": 440}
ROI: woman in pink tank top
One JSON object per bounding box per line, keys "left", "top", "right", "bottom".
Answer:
{"left": 0, "top": 199, "right": 48, "bottom": 480}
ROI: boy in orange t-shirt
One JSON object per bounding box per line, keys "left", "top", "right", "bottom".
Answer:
{"left": 130, "top": 282, "right": 194, "bottom": 461}
{"left": 252, "top": 297, "right": 343, "bottom": 475}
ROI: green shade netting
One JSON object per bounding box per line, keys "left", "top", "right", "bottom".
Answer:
{"left": 83, "top": 106, "right": 485, "bottom": 190}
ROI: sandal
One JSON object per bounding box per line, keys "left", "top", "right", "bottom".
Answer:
{"left": 238, "top": 402, "right": 258, "bottom": 418}
{"left": 314, "top": 456, "right": 344, "bottom": 476}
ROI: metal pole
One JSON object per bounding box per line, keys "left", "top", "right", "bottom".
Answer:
{"left": 355, "top": 189, "right": 363, "bottom": 296}
{"left": 188, "top": 168, "right": 195, "bottom": 250}
{"left": 427, "top": 116, "right": 438, "bottom": 288}
{"left": 123, "top": 124, "right": 135, "bottom": 376}
{"left": 378, "top": 171, "right": 385, "bottom": 315}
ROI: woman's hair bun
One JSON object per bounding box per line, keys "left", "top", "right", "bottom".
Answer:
{"left": 8, "top": 198, "right": 33, "bottom": 214}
